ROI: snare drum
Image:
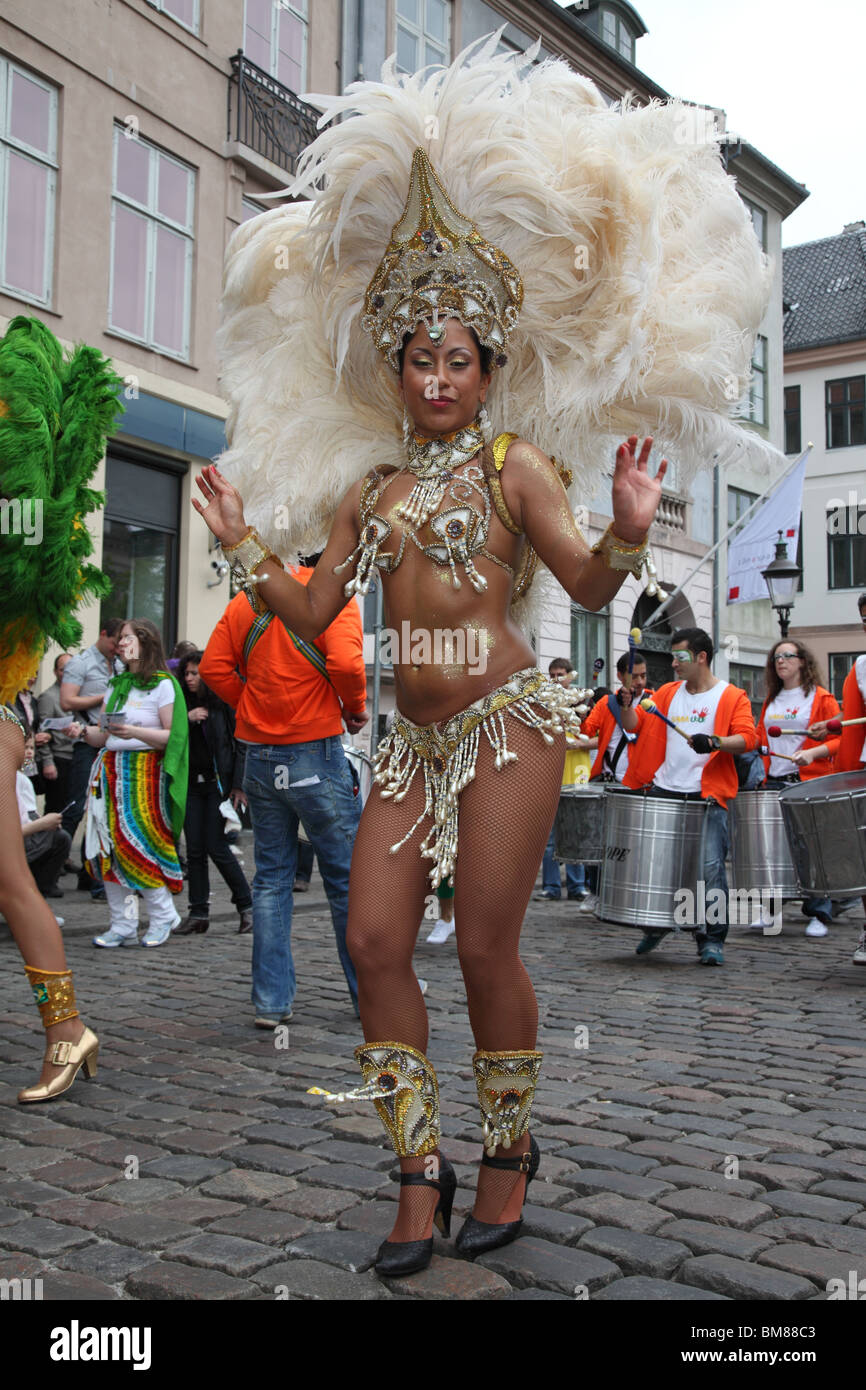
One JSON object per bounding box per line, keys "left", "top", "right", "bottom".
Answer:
{"left": 729, "top": 789, "right": 799, "bottom": 899}
{"left": 779, "top": 770, "right": 866, "bottom": 896}
{"left": 599, "top": 786, "right": 708, "bottom": 928}
{"left": 553, "top": 783, "right": 606, "bottom": 865}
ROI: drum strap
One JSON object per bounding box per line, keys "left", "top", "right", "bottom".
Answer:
{"left": 606, "top": 729, "right": 630, "bottom": 778}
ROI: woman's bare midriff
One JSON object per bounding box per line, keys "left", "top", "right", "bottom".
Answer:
{"left": 370, "top": 460, "right": 536, "bottom": 726}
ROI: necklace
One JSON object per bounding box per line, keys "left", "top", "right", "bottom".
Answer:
{"left": 397, "top": 416, "right": 485, "bottom": 528}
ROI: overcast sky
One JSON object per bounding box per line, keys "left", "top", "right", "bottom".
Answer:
{"left": 555, "top": 0, "right": 865, "bottom": 247}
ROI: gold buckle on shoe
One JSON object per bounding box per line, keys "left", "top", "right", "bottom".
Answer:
{"left": 518, "top": 1150, "right": 532, "bottom": 1173}
{"left": 48, "top": 1041, "right": 74, "bottom": 1065}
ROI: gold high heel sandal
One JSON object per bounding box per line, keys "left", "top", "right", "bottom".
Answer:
{"left": 17, "top": 966, "right": 100, "bottom": 1104}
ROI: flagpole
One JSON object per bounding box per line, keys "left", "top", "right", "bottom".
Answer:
{"left": 641, "top": 444, "right": 812, "bottom": 632}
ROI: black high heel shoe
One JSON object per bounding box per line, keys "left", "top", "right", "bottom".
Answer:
{"left": 375, "top": 1155, "right": 457, "bottom": 1277}
{"left": 455, "top": 1134, "right": 540, "bottom": 1257}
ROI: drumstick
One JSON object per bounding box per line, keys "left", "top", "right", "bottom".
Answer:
{"left": 639, "top": 698, "right": 691, "bottom": 742}
{"left": 826, "top": 716, "right": 866, "bottom": 732}
{"left": 758, "top": 743, "right": 800, "bottom": 764}
{"left": 622, "top": 627, "right": 642, "bottom": 691}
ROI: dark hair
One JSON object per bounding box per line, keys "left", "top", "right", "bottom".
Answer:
{"left": 177, "top": 650, "right": 218, "bottom": 708}
{"left": 53, "top": 652, "right": 71, "bottom": 674}
{"left": 616, "top": 651, "right": 647, "bottom": 675}
{"left": 549, "top": 657, "right": 573, "bottom": 674}
{"left": 592, "top": 686, "right": 611, "bottom": 706}
{"left": 299, "top": 552, "right": 323, "bottom": 568}
{"left": 859, "top": 591, "right": 866, "bottom": 613}
{"left": 101, "top": 617, "right": 123, "bottom": 638}
{"left": 397, "top": 325, "right": 494, "bottom": 376}
{"left": 671, "top": 628, "right": 714, "bottom": 665}
{"left": 171, "top": 639, "right": 198, "bottom": 661}
{"left": 120, "top": 618, "right": 167, "bottom": 683}
{"left": 764, "top": 638, "right": 823, "bottom": 702}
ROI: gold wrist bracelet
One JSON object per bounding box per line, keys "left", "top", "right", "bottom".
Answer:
{"left": 221, "top": 528, "right": 279, "bottom": 582}
{"left": 590, "top": 523, "right": 649, "bottom": 578}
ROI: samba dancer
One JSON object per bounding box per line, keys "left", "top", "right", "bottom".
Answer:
{"left": 756, "top": 638, "right": 839, "bottom": 937}
{"left": 0, "top": 314, "right": 119, "bottom": 1101}
{"left": 623, "top": 629, "right": 758, "bottom": 965}
{"left": 193, "top": 41, "right": 772, "bottom": 1275}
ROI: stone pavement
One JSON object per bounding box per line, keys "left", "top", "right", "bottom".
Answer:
{"left": 1, "top": 838, "right": 865, "bottom": 1302}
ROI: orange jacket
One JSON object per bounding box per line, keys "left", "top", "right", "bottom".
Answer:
{"left": 200, "top": 570, "right": 366, "bottom": 745}
{"left": 624, "top": 679, "right": 757, "bottom": 808}
{"left": 582, "top": 693, "right": 646, "bottom": 780}
{"left": 756, "top": 686, "right": 840, "bottom": 781}
{"left": 837, "top": 661, "right": 866, "bottom": 772}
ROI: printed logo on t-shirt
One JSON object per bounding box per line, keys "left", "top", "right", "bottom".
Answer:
{"left": 673, "top": 705, "right": 710, "bottom": 727}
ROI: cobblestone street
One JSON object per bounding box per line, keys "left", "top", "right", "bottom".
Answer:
{"left": 2, "top": 837, "right": 865, "bottom": 1305}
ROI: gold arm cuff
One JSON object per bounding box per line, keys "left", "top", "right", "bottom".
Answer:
{"left": 221, "top": 528, "right": 280, "bottom": 583}
{"left": 25, "top": 966, "right": 80, "bottom": 1028}
{"left": 590, "top": 523, "right": 649, "bottom": 579}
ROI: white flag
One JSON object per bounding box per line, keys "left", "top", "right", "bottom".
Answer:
{"left": 726, "top": 453, "right": 807, "bottom": 605}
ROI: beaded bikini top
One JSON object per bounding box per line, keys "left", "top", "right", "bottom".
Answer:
{"left": 335, "top": 431, "right": 539, "bottom": 602}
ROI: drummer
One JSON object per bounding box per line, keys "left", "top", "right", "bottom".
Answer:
{"left": 580, "top": 651, "right": 651, "bottom": 785}
{"left": 621, "top": 627, "right": 758, "bottom": 966}
{"left": 756, "top": 638, "right": 840, "bottom": 938}
{"left": 808, "top": 591, "right": 866, "bottom": 965}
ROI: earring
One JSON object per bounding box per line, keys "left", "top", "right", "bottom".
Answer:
{"left": 402, "top": 409, "right": 412, "bottom": 450}
{"left": 478, "top": 403, "right": 493, "bottom": 444}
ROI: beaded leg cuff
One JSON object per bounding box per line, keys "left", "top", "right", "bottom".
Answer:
{"left": 25, "top": 966, "right": 79, "bottom": 1028}
{"left": 473, "top": 1048, "right": 542, "bottom": 1156}
{"left": 308, "top": 1041, "right": 440, "bottom": 1158}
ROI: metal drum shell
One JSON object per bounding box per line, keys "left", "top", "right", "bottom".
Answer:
{"left": 779, "top": 770, "right": 866, "bottom": 896}
{"left": 729, "top": 789, "right": 799, "bottom": 899}
{"left": 553, "top": 784, "right": 606, "bottom": 865}
{"left": 599, "top": 786, "right": 708, "bottom": 929}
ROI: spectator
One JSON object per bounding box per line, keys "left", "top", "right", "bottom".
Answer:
{"left": 37, "top": 653, "right": 80, "bottom": 818}
{"left": 17, "top": 733, "right": 71, "bottom": 903}
{"left": 173, "top": 650, "right": 253, "bottom": 936}
{"left": 60, "top": 619, "right": 123, "bottom": 900}
{"left": 535, "top": 658, "right": 592, "bottom": 901}
{"left": 200, "top": 562, "right": 367, "bottom": 1027}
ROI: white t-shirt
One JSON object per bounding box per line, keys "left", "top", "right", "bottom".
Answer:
{"left": 654, "top": 680, "right": 729, "bottom": 794}
{"left": 603, "top": 726, "right": 635, "bottom": 784}
{"left": 105, "top": 678, "right": 175, "bottom": 751}
{"left": 764, "top": 685, "right": 816, "bottom": 777}
{"left": 856, "top": 655, "right": 866, "bottom": 761}
{"left": 16, "top": 770, "right": 39, "bottom": 826}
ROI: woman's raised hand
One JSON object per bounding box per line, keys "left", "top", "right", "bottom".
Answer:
{"left": 192, "top": 464, "right": 249, "bottom": 548}
{"left": 611, "top": 436, "right": 667, "bottom": 542}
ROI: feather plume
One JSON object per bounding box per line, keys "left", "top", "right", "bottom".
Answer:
{"left": 215, "top": 34, "right": 774, "bottom": 613}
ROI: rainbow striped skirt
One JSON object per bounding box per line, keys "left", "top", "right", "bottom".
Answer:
{"left": 87, "top": 749, "right": 182, "bottom": 894}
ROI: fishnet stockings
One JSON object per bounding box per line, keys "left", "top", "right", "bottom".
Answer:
{"left": 347, "top": 712, "right": 565, "bottom": 1238}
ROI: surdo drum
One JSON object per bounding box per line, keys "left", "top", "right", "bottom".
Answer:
{"left": 598, "top": 786, "right": 709, "bottom": 929}
{"left": 553, "top": 783, "right": 606, "bottom": 865}
{"left": 729, "top": 789, "right": 799, "bottom": 899}
{"left": 779, "top": 770, "right": 866, "bottom": 897}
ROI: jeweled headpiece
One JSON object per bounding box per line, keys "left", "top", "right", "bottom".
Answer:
{"left": 362, "top": 147, "right": 523, "bottom": 372}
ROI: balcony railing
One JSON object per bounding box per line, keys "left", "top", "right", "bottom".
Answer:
{"left": 654, "top": 491, "right": 687, "bottom": 532}
{"left": 227, "top": 51, "right": 321, "bottom": 176}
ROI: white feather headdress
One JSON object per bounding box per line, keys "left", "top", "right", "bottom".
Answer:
{"left": 217, "top": 34, "right": 772, "bottom": 571}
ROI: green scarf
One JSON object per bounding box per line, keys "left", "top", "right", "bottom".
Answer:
{"left": 106, "top": 669, "right": 188, "bottom": 838}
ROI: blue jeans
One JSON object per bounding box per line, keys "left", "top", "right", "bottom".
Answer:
{"left": 695, "top": 799, "right": 730, "bottom": 948}
{"left": 542, "top": 828, "right": 586, "bottom": 896}
{"left": 243, "top": 737, "right": 361, "bottom": 1015}
{"left": 765, "top": 778, "right": 832, "bottom": 923}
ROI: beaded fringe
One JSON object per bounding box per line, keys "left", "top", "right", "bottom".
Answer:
{"left": 373, "top": 670, "right": 585, "bottom": 891}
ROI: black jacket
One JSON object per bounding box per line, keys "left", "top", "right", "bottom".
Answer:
{"left": 185, "top": 691, "right": 245, "bottom": 795}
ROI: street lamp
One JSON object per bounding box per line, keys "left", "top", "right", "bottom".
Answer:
{"left": 761, "top": 530, "right": 801, "bottom": 637}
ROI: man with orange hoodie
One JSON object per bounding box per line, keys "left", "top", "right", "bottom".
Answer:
{"left": 201, "top": 561, "right": 367, "bottom": 1024}
{"left": 622, "top": 627, "right": 758, "bottom": 966}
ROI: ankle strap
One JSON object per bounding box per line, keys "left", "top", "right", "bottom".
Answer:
{"left": 481, "top": 1146, "right": 533, "bottom": 1174}
{"left": 400, "top": 1171, "right": 441, "bottom": 1190}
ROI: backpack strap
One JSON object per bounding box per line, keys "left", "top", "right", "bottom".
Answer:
{"left": 240, "top": 601, "right": 333, "bottom": 688}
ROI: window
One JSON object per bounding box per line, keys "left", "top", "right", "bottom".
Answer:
{"left": 396, "top": 0, "right": 450, "bottom": 74}
{"left": 828, "top": 523, "right": 866, "bottom": 590}
{"left": 600, "top": 8, "right": 635, "bottom": 64}
{"left": 241, "top": 197, "right": 267, "bottom": 222}
{"left": 826, "top": 376, "right": 865, "bottom": 449}
{"left": 728, "top": 486, "right": 757, "bottom": 538}
{"left": 570, "top": 602, "right": 608, "bottom": 689}
{"left": 0, "top": 59, "right": 58, "bottom": 305}
{"left": 729, "top": 662, "right": 765, "bottom": 722}
{"left": 100, "top": 453, "right": 181, "bottom": 651}
{"left": 829, "top": 653, "right": 860, "bottom": 702}
{"left": 738, "top": 334, "right": 767, "bottom": 426}
{"left": 147, "top": 0, "right": 199, "bottom": 34}
{"left": 245, "top": 0, "right": 308, "bottom": 92}
{"left": 784, "top": 384, "right": 801, "bottom": 454}
{"left": 109, "top": 126, "right": 195, "bottom": 360}
{"left": 742, "top": 196, "right": 767, "bottom": 252}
